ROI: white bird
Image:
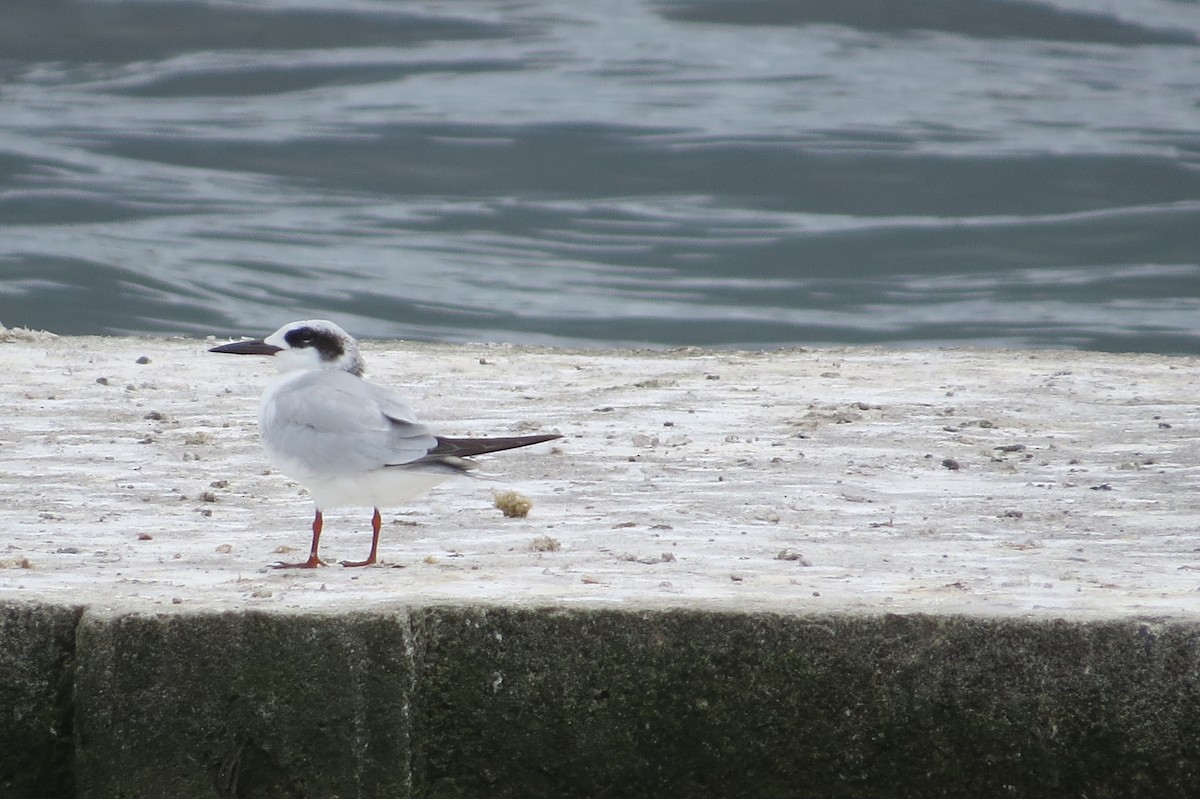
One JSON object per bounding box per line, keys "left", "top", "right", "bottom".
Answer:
{"left": 209, "top": 319, "right": 561, "bottom": 569}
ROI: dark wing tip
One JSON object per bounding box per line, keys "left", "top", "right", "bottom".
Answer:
{"left": 428, "top": 433, "right": 562, "bottom": 459}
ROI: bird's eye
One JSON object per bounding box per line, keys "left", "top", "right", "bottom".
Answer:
{"left": 285, "top": 327, "right": 319, "bottom": 348}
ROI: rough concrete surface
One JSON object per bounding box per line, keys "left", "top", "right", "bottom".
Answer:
{"left": 410, "top": 607, "right": 1200, "bottom": 799}
{"left": 50, "top": 606, "right": 1200, "bottom": 799}
{"left": 2, "top": 327, "right": 1198, "bottom": 616}
{"left": 2, "top": 328, "right": 1200, "bottom": 797}
{"left": 74, "top": 609, "right": 413, "bottom": 799}
{"left": 0, "top": 601, "right": 79, "bottom": 797}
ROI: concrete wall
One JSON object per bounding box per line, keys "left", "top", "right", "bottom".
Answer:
{"left": 4, "top": 600, "right": 1200, "bottom": 798}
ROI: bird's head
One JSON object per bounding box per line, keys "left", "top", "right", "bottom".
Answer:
{"left": 209, "top": 319, "right": 365, "bottom": 376}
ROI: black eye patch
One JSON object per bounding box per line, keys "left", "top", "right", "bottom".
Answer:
{"left": 285, "top": 326, "right": 343, "bottom": 361}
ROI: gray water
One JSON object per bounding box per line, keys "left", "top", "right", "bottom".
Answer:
{"left": 2, "top": 0, "right": 1199, "bottom": 352}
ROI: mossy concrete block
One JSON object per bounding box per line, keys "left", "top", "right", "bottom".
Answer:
{"left": 411, "top": 607, "right": 1200, "bottom": 799}
{"left": 0, "top": 601, "right": 81, "bottom": 798}
{"left": 9, "top": 603, "right": 1200, "bottom": 797}
{"left": 73, "top": 610, "right": 414, "bottom": 799}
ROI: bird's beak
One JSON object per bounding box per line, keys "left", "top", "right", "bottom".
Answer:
{"left": 208, "top": 339, "right": 283, "bottom": 356}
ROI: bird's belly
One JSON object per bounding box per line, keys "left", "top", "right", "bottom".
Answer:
{"left": 300, "top": 467, "right": 454, "bottom": 510}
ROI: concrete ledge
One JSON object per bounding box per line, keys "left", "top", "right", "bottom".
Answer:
{"left": 4, "top": 333, "right": 1200, "bottom": 795}
{"left": 4, "top": 331, "right": 1200, "bottom": 615}
{"left": 0, "top": 602, "right": 80, "bottom": 798}
{"left": 414, "top": 607, "right": 1200, "bottom": 798}
{"left": 73, "top": 608, "right": 413, "bottom": 798}
{"left": 6, "top": 600, "right": 1200, "bottom": 797}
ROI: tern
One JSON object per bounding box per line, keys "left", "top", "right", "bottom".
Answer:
{"left": 209, "top": 319, "right": 561, "bottom": 568}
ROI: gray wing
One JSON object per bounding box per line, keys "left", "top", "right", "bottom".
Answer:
{"left": 260, "top": 370, "right": 438, "bottom": 478}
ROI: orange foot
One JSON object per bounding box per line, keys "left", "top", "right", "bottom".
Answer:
{"left": 270, "top": 555, "right": 326, "bottom": 569}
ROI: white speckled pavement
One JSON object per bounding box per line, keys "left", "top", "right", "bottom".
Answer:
{"left": 3, "top": 326, "right": 1199, "bottom": 619}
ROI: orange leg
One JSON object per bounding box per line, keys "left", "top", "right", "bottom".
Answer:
{"left": 271, "top": 509, "right": 327, "bottom": 569}
{"left": 340, "top": 507, "right": 382, "bottom": 568}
